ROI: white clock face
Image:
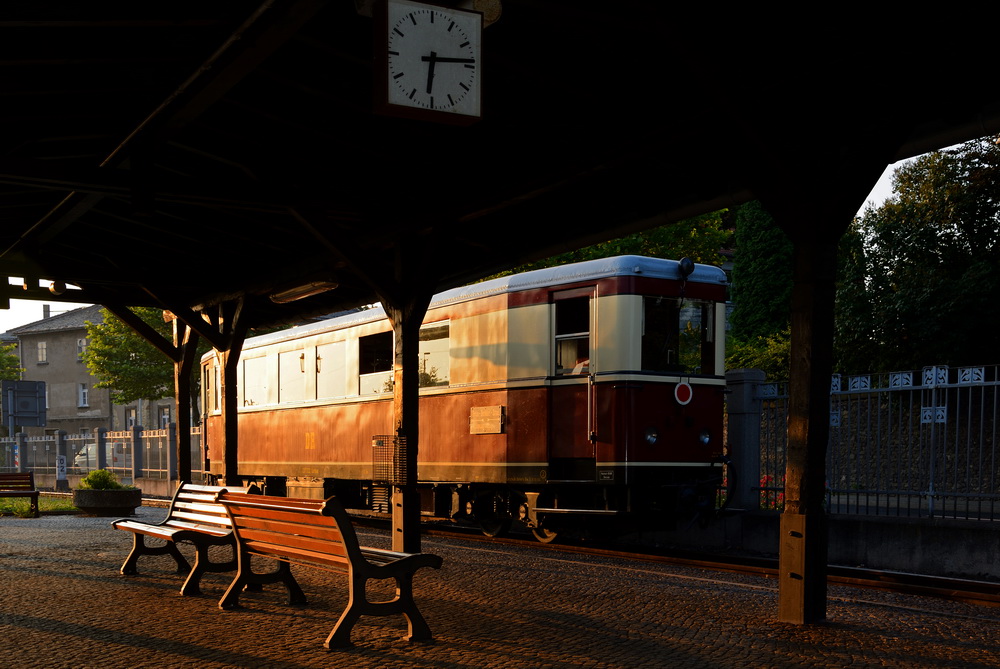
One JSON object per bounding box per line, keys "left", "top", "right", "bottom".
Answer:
{"left": 386, "top": 0, "right": 481, "bottom": 117}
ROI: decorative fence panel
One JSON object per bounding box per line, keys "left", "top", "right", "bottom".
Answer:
{"left": 0, "top": 424, "right": 209, "bottom": 484}
{"left": 756, "top": 365, "right": 1000, "bottom": 520}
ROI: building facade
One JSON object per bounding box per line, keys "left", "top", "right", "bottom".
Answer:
{"left": 6, "top": 304, "right": 174, "bottom": 437}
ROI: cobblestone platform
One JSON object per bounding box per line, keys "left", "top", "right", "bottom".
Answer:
{"left": 3, "top": 505, "right": 1000, "bottom": 668}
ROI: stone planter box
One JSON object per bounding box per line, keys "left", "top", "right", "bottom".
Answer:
{"left": 73, "top": 488, "right": 143, "bottom": 517}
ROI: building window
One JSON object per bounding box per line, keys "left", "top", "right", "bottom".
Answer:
{"left": 126, "top": 408, "right": 137, "bottom": 429}
{"left": 78, "top": 383, "right": 89, "bottom": 408}
{"left": 158, "top": 406, "right": 171, "bottom": 428}
{"left": 77, "top": 338, "right": 88, "bottom": 360}
{"left": 37, "top": 341, "right": 47, "bottom": 364}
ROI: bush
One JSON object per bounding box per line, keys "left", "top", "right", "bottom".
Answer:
{"left": 79, "top": 469, "right": 132, "bottom": 490}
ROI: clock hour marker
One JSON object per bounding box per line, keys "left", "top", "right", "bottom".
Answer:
{"left": 430, "top": 96, "right": 434, "bottom": 108}
{"left": 393, "top": 27, "right": 404, "bottom": 37}
{"left": 409, "top": 89, "right": 417, "bottom": 99}
{"left": 393, "top": 72, "right": 405, "bottom": 79}
{"left": 447, "top": 94, "right": 455, "bottom": 106}
{"left": 448, "top": 21, "right": 455, "bottom": 32}
{"left": 408, "top": 13, "right": 417, "bottom": 25}
{"left": 459, "top": 82, "right": 469, "bottom": 91}
{"left": 460, "top": 41, "right": 469, "bottom": 48}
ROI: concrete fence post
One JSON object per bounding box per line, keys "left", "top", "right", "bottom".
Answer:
{"left": 131, "top": 425, "right": 144, "bottom": 480}
{"left": 725, "top": 368, "right": 766, "bottom": 511}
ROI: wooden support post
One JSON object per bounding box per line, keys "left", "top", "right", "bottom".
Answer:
{"left": 384, "top": 290, "right": 432, "bottom": 554}
{"left": 203, "top": 300, "right": 247, "bottom": 487}
{"left": 778, "top": 235, "right": 838, "bottom": 624}
{"left": 172, "top": 319, "right": 199, "bottom": 483}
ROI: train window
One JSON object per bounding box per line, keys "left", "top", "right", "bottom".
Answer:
{"left": 419, "top": 322, "right": 450, "bottom": 387}
{"left": 642, "top": 297, "right": 716, "bottom": 375}
{"left": 316, "top": 341, "right": 347, "bottom": 399}
{"left": 359, "top": 331, "right": 393, "bottom": 394}
{"left": 555, "top": 295, "right": 590, "bottom": 375}
{"left": 242, "top": 356, "right": 270, "bottom": 406}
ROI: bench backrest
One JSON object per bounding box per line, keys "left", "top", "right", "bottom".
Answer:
{"left": 166, "top": 482, "right": 253, "bottom": 531}
{"left": 216, "top": 492, "right": 363, "bottom": 571}
{"left": 0, "top": 472, "right": 35, "bottom": 491}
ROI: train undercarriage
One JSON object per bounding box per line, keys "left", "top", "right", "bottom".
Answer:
{"left": 245, "top": 466, "right": 730, "bottom": 544}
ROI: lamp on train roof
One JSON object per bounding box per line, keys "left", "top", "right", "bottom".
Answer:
{"left": 269, "top": 279, "right": 339, "bottom": 304}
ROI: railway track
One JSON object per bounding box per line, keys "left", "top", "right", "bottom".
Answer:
{"left": 356, "top": 514, "right": 1000, "bottom": 609}
{"left": 85, "top": 495, "right": 1000, "bottom": 609}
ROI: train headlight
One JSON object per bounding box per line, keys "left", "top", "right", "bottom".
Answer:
{"left": 699, "top": 429, "right": 711, "bottom": 446}
{"left": 645, "top": 427, "right": 659, "bottom": 445}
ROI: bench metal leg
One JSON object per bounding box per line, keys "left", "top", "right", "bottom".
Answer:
{"left": 119, "top": 534, "right": 190, "bottom": 576}
{"left": 180, "top": 541, "right": 238, "bottom": 597}
{"left": 219, "top": 555, "right": 307, "bottom": 610}
{"left": 324, "top": 571, "right": 434, "bottom": 649}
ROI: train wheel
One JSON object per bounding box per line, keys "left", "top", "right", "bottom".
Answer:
{"left": 469, "top": 493, "right": 512, "bottom": 538}
{"left": 531, "top": 527, "right": 559, "bottom": 543}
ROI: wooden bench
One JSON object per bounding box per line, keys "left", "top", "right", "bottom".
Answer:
{"left": 215, "top": 491, "right": 443, "bottom": 649}
{"left": 112, "top": 482, "right": 255, "bottom": 596}
{"left": 0, "top": 472, "right": 40, "bottom": 518}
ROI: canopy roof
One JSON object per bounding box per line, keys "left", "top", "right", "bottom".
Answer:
{"left": 2, "top": 2, "right": 997, "bottom": 328}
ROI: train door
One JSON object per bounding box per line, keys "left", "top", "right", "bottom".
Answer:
{"left": 548, "top": 287, "right": 596, "bottom": 481}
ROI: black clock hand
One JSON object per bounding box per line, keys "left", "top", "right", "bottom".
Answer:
{"left": 425, "top": 51, "right": 437, "bottom": 95}
{"left": 421, "top": 55, "right": 475, "bottom": 65}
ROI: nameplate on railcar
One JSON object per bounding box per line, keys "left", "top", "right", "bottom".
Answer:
{"left": 469, "top": 405, "right": 505, "bottom": 434}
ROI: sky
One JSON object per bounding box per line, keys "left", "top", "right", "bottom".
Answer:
{"left": 0, "top": 162, "right": 904, "bottom": 337}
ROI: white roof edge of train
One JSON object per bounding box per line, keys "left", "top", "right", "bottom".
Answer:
{"left": 239, "top": 255, "right": 727, "bottom": 350}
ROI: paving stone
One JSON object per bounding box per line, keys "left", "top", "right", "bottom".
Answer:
{"left": 2, "top": 506, "right": 1000, "bottom": 668}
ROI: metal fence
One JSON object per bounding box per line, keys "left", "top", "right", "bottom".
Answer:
{"left": 756, "top": 365, "right": 1000, "bottom": 520}
{"left": 0, "top": 424, "right": 208, "bottom": 485}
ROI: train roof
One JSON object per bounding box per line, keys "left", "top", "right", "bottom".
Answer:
{"left": 239, "top": 256, "right": 727, "bottom": 350}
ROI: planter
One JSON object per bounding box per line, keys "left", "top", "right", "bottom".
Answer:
{"left": 73, "top": 488, "right": 143, "bottom": 517}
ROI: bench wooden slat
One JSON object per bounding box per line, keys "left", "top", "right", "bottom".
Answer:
{"left": 227, "top": 513, "right": 345, "bottom": 543}
{"left": 237, "top": 526, "right": 349, "bottom": 562}
{"left": 217, "top": 491, "right": 443, "bottom": 649}
{"left": 0, "top": 473, "right": 39, "bottom": 518}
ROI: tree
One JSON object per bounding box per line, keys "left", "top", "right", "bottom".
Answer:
{"left": 725, "top": 201, "right": 793, "bottom": 377}
{"left": 843, "top": 135, "right": 1000, "bottom": 371}
{"left": 82, "top": 307, "right": 179, "bottom": 405}
{"left": 833, "top": 221, "right": 879, "bottom": 373}
{"left": 0, "top": 343, "right": 23, "bottom": 381}
{"left": 503, "top": 210, "right": 732, "bottom": 274}
{"left": 728, "top": 201, "right": 793, "bottom": 342}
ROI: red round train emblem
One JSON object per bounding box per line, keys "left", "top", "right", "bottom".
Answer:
{"left": 674, "top": 382, "right": 693, "bottom": 405}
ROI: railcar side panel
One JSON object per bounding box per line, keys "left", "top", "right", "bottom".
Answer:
{"left": 202, "top": 255, "right": 730, "bottom": 535}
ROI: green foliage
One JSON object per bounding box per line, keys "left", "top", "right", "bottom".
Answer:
{"left": 0, "top": 496, "right": 77, "bottom": 517}
{"left": 498, "top": 210, "right": 731, "bottom": 275}
{"left": 833, "top": 221, "right": 880, "bottom": 373}
{"left": 82, "top": 307, "right": 176, "bottom": 405}
{"left": 841, "top": 135, "right": 1000, "bottom": 371}
{"left": 0, "top": 343, "right": 24, "bottom": 381}
{"left": 79, "top": 468, "right": 132, "bottom": 490}
{"left": 726, "top": 325, "right": 791, "bottom": 379}
{"left": 729, "top": 201, "right": 793, "bottom": 342}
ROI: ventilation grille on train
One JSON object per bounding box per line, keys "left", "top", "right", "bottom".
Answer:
{"left": 372, "top": 434, "right": 407, "bottom": 485}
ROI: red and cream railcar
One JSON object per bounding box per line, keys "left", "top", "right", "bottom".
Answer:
{"left": 201, "top": 255, "right": 729, "bottom": 540}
